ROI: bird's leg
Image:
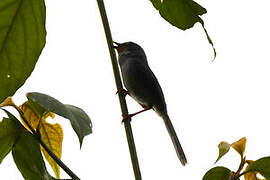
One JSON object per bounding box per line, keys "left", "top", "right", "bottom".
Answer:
{"left": 122, "top": 106, "right": 152, "bottom": 123}
{"left": 116, "top": 88, "right": 129, "bottom": 97}
{"left": 139, "top": 103, "right": 148, "bottom": 109}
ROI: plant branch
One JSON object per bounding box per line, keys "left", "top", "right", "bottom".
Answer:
{"left": 17, "top": 106, "right": 80, "bottom": 180}
{"left": 96, "top": 0, "right": 142, "bottom": 179}
{"left": 235, "top": 171, "right": 249, "bottom": 180}
{"left": 231, "top": 156, "right": 246, "bottom": 180}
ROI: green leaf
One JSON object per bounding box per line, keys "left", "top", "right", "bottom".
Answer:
{"left": 157, "top": 0, "right": 206, "bottom": 30}
{"left": 27, "top": 92, "right": 92, "bottom": 147}
{"left": 203, "top": 166, "right": 233, "bottom": 180}
{"left": 149, "top": 0, "right": 216, "bottom": 59}
{"left": 150, "top": 0, "right": 161, "bottom": 10}
{"left": 0, "top": 0, "right": 46, "bottom": 103}
{"left": 215, "top": 141, "right": 231, "bottom": 163}
{"left": 12, "top": 130, "right": 53, "bottom": 180}
{"left": 0, "top": 112, "right": 22, "bottom": 163}
{"left": 247, "top": 157, "right": 270, "bottom": 179}
{"left": 27, "top": 96, "right": 48, "bottom": 117}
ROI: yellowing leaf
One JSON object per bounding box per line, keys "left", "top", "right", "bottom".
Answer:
{"left": 40, "top": 120, "right": 63, "bottom": 179}
{"left": 0, "top": 97, "right": 16, "bottom": 108}
{"left": 244, "top": 160, "right": 265, "bottom": 180}
{"left": 231, "top": 137, "right": 247, "bottom": 157}
{"left": 19, "top": 101, "right": 63, "bottom": 179}
{"left": 245, "top": 171, "right": 260, "bottom": 180}
{"left": 19, "top": 101, "right": 40, "bottom": 130}
{"left": 215, "top": 141, "right": 231, "bottom": 163}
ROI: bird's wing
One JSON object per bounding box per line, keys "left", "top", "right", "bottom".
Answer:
{"left": 124, "top": 61, "right": 166, "bottom": 112}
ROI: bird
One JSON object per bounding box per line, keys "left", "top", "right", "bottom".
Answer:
{"left": 113, "top": 41, "right": 187, "bottom": 166}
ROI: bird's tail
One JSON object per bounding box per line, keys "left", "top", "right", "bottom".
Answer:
{"left": 162, "top": 114, "right": 187, "bottom": 166}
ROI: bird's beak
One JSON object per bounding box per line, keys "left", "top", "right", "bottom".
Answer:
{"left": 113, "top": 41, "right": 121, "bottom": 46}
{"left": 113, "top": 41, "right": 120, "bottom": 49}
{"left": 113, "top": 41, "right": 124, "bottom": 54}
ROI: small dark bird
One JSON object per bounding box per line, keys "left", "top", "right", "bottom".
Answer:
{"left": 113, "top": 41, "right": 187, "bottom": 166}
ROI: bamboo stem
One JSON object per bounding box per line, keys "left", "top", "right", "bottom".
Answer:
{"left": 96, "top": 0, "right": 142, "bottom": 179}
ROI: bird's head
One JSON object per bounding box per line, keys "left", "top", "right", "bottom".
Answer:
{"left": 113, "top": 41, "right": 144, "bottom": 55}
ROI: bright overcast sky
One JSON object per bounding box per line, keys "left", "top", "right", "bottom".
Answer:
{"left": 1, "top": 0, "right": 270, "bottom": 179}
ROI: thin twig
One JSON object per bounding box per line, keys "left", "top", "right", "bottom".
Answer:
{"left": 231, "top": 156, "right": 246, "bottom": 180}
{"left": 96, "top": 0, "right": 142, "bottom": 179}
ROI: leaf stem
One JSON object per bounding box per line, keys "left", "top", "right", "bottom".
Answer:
{"left": 17, "top": 106, "right": 80, "bottom": 180}
{"left": 235, "top": 171, "right": 249, "bottom": 179}
{"left": 96, "top": 0, "right": 142, "bottom": 179}
{"left": 231, "top": 156, "right": 246, "bottom": 180}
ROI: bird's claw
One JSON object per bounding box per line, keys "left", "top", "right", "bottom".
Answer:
{"left": 122, "top": 114, "right": 132, "bottom": 124}
{"left": 116, "top": 89, "right": 129, "bottom": 97}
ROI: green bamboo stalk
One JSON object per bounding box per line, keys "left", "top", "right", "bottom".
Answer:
{"left": 96, "top": 0, "right": 142, "bottom": 179}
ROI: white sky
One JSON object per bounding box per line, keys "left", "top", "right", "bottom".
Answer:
{"left": 1, "top": 0, "right": 270, "bottom": 179}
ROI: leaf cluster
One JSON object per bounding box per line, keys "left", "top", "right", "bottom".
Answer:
{"left": 203, "top": 137, "right": 270, "bottom": 180}
{"left": 0, "top": 93, "right": 92, "bottom": 179}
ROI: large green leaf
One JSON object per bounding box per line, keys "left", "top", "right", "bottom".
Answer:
{"left": 12, "top": 130, "right": 60, "bottom": 180}
{"left": 247, "top": 157, "right": 270, "bottom": 179}
{"left": 150, "top": 0, "right": 206, "bottom": 30}
{"left": 0, "top": 113, "right": 22, "bottom": 163}
{"left": 27, "top": 92, "right": 92, "bottom": 147}
{"left": 12, "top": 131, "right": 50, "bottom": 180}
{"left": 203, "top": 167, "right": 233, "bottom": 180}
{"left": 0, "top": 0, "right": 46, "bottom": 103}
{"left": 149, "top": 0, "right": 216, "bottom": 58}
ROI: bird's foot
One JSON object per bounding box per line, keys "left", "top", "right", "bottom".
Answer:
{"left": 122, "top": 114, "right": 132, "bottom": 124}
{"left": 139, "top": 103, "right": 148, "bottom": 109}
{"left": 116, "top": 89, "right": 129, "bottom": 97}
{"left": 121, "top": 107, "right": 152, "bottom": 123}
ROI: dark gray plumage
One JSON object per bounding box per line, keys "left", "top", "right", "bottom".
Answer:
{"left": 114, "top": 41, "right": 187, "bottom": 166}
